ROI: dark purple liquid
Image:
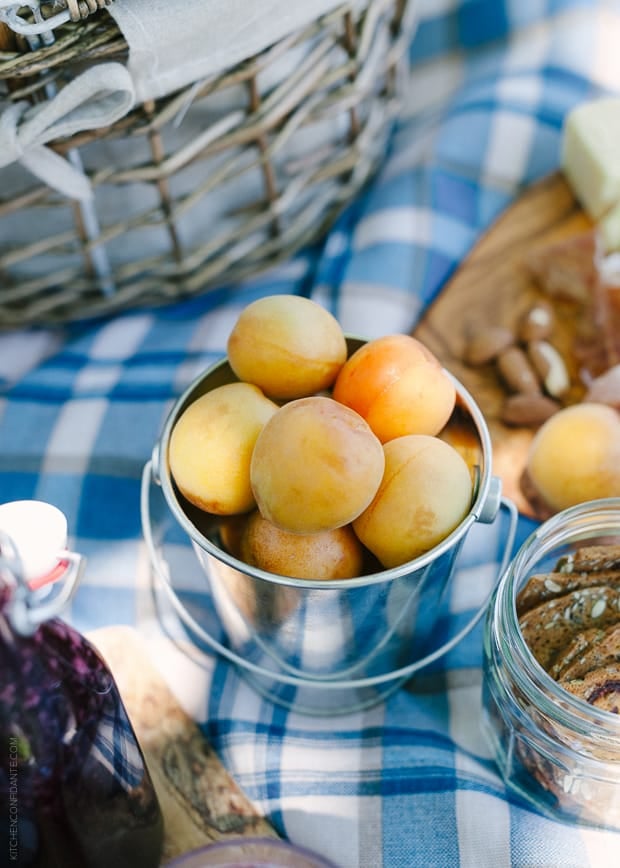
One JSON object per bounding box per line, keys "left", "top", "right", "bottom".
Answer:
{"left": 0, "top": 588, "right": 163, "bottom": 867}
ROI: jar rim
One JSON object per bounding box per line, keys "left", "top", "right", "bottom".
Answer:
{"left": 495, "top": 497, "right": 620, "bottom": 739}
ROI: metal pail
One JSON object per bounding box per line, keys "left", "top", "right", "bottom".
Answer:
{"left": 142, "top": 338, "right": 517, "bottom": 714}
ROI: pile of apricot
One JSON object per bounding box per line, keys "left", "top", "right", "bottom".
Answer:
{"left": 168, "top": 295, "right": 474, "bottom": 579}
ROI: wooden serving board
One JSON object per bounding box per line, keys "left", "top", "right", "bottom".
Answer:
{"left": 88, "top": 627, "right": 277, "bottom": 866}
{"left": 413, "top": 172, "right": 592, "bottom": 516}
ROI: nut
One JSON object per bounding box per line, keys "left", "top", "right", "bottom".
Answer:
{"left": 500, "top": 393, "right": 561, "bottom": 427}
{"left": 518, "top": 300, "right": 555, "bottom": 342}
{"left": 463, "top": 325, "right": 515, "bottom": 366}
{"left": 496, "top": 346, "right": 541, "bottom": 394}
{"left": 526, "top": 340, "right": 570, "bottom": 398}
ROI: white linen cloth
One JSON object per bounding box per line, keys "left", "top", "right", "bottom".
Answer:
{"left": 0, "top": 62, "right": 134, "bottom": 200}
{"left": 108, "top": 0, "right": 364, "bottom": 102}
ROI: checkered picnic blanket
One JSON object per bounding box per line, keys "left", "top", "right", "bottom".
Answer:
{"left": 2, "top": 1, "right": 620, "bottom": 865}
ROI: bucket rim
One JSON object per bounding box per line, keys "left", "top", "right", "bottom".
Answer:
{"left": 154, "top": 337, "right": 495, "bottom": 590}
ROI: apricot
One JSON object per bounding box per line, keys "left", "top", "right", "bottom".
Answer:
{"left": 353, "top": 434, "right": 473, "bottom": 568}
{"left": 218, "top": 513, "right": 249, "bottom": 557}
{"left": 332, "top": 334, "right": 456, "bottom": 443}
{"left": 169, "top": 382, "right": 278, "bottom": 515}
{"left": 250, "top": 396, "right": 385, "bottom": 533}
{"left": 526, "top": 403, "right": 620, "bottom": 512}
{"left": 239, "top": 511, "right": 365, "bottom": 580}
{"left": 227, "top": 294, "right": 347, "bottom": 400}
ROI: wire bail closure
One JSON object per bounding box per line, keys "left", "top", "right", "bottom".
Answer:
{"left": 0, "top": 528, "right": 85, "bottom": 636}
{"left": 0, "top": 1, "right": 111, "bottom": 35}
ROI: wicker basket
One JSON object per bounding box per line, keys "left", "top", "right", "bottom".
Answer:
{"left": 0, "top": 0, "right": 417, "bottom": 327}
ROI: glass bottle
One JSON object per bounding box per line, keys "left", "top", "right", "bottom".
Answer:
{"left": 0, "top": 516, "right": 164, "bottom": 867}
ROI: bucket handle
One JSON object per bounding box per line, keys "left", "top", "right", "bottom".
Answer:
{"left": 141, "top": 459, "right": 519, "bottom": 688}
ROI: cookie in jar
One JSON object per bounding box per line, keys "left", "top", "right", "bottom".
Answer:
{"left": 482, "top": 498, "right": 620, "bottom": 831}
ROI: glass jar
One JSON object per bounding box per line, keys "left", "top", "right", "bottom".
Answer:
{"left": 482, "top": 497, "right": 620, "bottom": 831}
{"left": 165, "top": 837, "right": 338, "bottom": 867}
{"left": 0, "top": 517, "right": 164, "bottom": 867}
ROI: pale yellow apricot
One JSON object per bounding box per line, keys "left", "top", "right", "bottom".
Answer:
{"left": 353, "top": 434, "right": 473, "bottom": 568}
{"left": 526, "top": 403, "right": 620, "bottom": 512}
{"left": 169, "top": 382, "right": 277, "bottom": 515}
{"left": 227, "top": 294, "right": 347, "bottom": 400}
{"left": 250, "top": 396, "right": 385, "bottom": 533}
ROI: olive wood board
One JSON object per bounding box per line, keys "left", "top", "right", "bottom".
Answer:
{"left": 88, "top": 626, "right": 277, "bottom": 866}
{"left": 412, "top": 172, "right": 592, "bottom": 517}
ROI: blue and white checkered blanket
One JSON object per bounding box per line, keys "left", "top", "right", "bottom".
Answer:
{"left": 2, "top": 2, "right": 620, "bottom": 865}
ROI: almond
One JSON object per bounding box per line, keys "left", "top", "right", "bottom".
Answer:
{"left": 518, "top": 301, "right": 555, "bottom": 342}
{"left": 500, "top": 393, "right": 560, "bottom": 427}
{"left": 496, "top": 346, "right": 541, "bottom": 394}
{"left": 463, "top": 325, "right": 515, "bottom": 366}
{"left": 526, "top": 340, "right": 570, "bottom": 398}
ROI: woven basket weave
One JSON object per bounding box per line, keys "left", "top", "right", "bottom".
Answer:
{"left": 0, "top": 0, "right": 416, "bottom": 327}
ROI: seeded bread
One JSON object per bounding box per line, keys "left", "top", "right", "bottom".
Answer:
{"left": 519, "top": 585, "right": 620, "bottom": 672}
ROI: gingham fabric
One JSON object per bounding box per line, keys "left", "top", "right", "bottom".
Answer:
{"left": 2, "top": 1, "right": 620, "bottom": 865}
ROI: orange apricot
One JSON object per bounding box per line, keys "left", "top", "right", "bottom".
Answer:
{"left": 239, "top": 512, "right": 365, "bottom": 580}
{"left": 332, "top": 334, "right": 456, "bottom": 443}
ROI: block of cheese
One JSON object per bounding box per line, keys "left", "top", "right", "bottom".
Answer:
{"left": 562, "top": 97, "right": 620, "bottom": 220}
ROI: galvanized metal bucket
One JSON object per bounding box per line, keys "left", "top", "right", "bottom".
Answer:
{"left": 142, "top": 339, "right": 517, "bottom": 714}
